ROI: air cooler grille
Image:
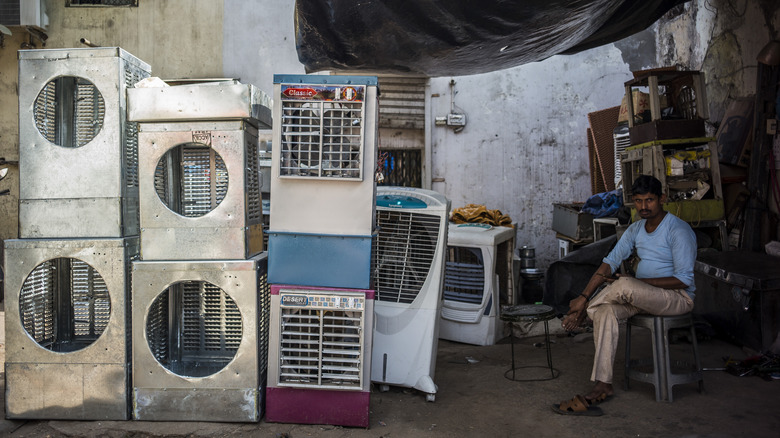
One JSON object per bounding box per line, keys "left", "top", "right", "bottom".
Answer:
{"left": 146, "top": 281, "right": 242, "bottom": 377}
{"left": 20, "top": 259, "right": 111, "bottom": 350}
{"left": 33, "top": 78, "right": 106, "bottom": 148}
{"left": 444, "top": 246, "right": 486, "bottom": 304}
{"left": 280, "top": 99, "right": 364, "bottom": 179}
{"left": 246, "top": 131, "right": 263, "bottom": 223}
{"left": 278, "top": 293, "right": 365, "bottom": 389}
{"left": 154, "top": 145, "right": 228, "bottom": 217}
{"left": 375, "top": 210, "right": 440, "bottom": 304}
{"left": 124, "top": 64, "right": 148, "bottom": 188}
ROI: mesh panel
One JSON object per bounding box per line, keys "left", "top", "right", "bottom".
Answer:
{"left": 34, "top": 81, "right": 57, "bottom": 143}
{"left": 147, "top": 281, "right": 241, "bottom": 378}
{"left": 123, "top": 65, "right": 147, "bottom": 188}
{"left": 20, "top": 261, "right": 56, "bottom": 347}
{"left": 246, "top": 132, "right": 262, "bottom": 223}
{"left": 19, "top": 258, "right": 110, "bottom": 352}
{"left": 278, "top": 293, "right": 365, "bottom": 389}
{"left": 443, "top": 247, "right": 486, "bottom": 304}
{"left": 32, "top": 77, "right": 104, "bottom": 148}
{"left": 280, "top": 100, "right": 364, "bottom": 179}
{"left": 71, "top": 260, "right": 111, "bottom": 337}
{"left": 155, "top": 145, "right": 228, "bottom": 217}
{"left": 257, "top": 267, "right": 271, "bottom": 375}
{"left": 375, "top": 210, "right": 440, "bottom": 304}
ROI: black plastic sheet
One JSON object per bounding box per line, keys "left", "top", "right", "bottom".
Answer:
{"left": 295, "top": 0, "right": 688, "bottom": 76}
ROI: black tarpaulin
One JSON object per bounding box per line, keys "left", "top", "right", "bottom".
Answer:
{"left": 295, "top": 0, "right": 688, "bottom": 77}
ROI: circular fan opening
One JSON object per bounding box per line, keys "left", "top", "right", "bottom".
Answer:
{"left": 154, "top": 143, "right": 229, "bottom": 217}
{"left": 19, "top": 257, "right": 111, "bottom": 353}
{"left": 145, "top": 280, "right": 242, "bottom": 378}
{"left": 33, "top": 76, "right": 105, "bottom": 148}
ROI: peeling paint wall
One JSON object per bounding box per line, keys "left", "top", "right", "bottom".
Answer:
{"left": 429, "top": 46, "right": 634, "bottom": 269}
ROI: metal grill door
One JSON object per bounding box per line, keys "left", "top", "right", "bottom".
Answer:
{"left": 277, "top": 292, "right": 366, "bottom": 390}
{"left": 375, "top": 211, "right": 440, "bottom": 303}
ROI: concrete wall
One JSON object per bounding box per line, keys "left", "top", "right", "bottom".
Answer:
{"left": 42, "top": 0, "right": 224, "bottom": 79}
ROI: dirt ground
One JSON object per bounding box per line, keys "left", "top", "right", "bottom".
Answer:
{"left": 2, "top": 314, "right": 779, "bottom": 438}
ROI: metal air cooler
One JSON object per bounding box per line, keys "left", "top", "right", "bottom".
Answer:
{"left": 131, "top": 253, "right": 270, "bottom": 422}
{"left": 136, "top": 120, "right": 264, "bottom": 260}
{"left": 3, "top": 237, "right": 138, "bottom": 420}
{"left": 266, "top": 285, "right": 374, "bottom": 427}
{"left": 17, "top": 48, "right": 150, "bottom": 238}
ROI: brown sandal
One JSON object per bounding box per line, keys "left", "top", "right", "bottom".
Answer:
{"left": 552, "top": 394, "right": 604, "bottom": 416}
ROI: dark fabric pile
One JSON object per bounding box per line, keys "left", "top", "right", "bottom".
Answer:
{"left": 295, "top": 0, "right": 688, "bottom": 76}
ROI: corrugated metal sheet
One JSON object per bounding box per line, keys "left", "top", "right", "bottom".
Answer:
{"left": 378, "top": 76, "right": 426, "bottom": 131}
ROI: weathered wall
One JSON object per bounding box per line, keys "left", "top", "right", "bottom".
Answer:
{"left": 429, "top": 46, "right": 635, "bottom": 268}
{"left": 42, "top": 0, "right": 224, "bottom": 79}
{"left": 222, "top": 0, "right": 304, "bottom": 96}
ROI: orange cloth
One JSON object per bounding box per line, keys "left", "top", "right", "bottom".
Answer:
{"left": 450, "top": 204, "right": 512, "bottom": 226}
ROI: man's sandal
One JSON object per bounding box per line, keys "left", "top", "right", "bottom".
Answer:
{"left": 552, "top": 394, "right": 604, "bottom": 416}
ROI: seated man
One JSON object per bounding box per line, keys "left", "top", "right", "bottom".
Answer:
{"left": 554, "top": 175, "right": 696, "bottom": 415}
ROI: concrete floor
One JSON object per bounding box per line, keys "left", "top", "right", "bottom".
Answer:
{"left": 1, "top": 313, "right": 778, "bottom": 438}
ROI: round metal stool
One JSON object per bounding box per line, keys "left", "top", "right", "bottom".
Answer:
{"left": 500, "top": 304, "right": 560, "bottom": 381}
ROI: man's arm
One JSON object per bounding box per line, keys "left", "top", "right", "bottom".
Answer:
{"left": 562, "top": 262, "right": 613, "bottom": 331}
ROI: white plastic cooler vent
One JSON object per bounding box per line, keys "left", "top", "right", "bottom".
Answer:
{"left": 146, "top": 281, "right": 242, "bottom": 378}
{"left": 153, "top": 144, "right": 229, "bottom": 217}
{"left": 19, "top": 258, "right": 110, "bottom": 352}
{"left": 279, "top": 85, "right": 365, "bottom": 179}
{"left": 444, "top": 247, "right": 486, "bottom": 305}
{"left": 375, "top": 210, "right": 441, "bottom": 304}
{"left": 277, "top": 292, "right": 366, "bottom": 389}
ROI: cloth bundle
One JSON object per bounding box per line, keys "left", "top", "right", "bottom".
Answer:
{"left": 450, "top": 204, "right": 512, "bottom": 226}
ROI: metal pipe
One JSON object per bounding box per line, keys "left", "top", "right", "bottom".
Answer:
{"left": 80, "top": 38, "right": 99, "bottom": 47}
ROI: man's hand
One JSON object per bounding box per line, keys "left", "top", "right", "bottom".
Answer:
{"left": 562, "top": 296, "right": 587, "bottom": 331}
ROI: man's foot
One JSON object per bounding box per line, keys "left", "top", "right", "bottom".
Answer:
{"left": 561, "top": 310, "right": 586, "bottom": 332}
{"left": 584, "top": 381, "right": 614, "bottom": 404}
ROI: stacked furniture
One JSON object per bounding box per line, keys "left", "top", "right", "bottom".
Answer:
{"left": 620, "top": 70, "right": 727, "bottom": 249}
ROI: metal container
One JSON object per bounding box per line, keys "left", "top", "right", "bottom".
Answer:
{"left": 127, "top": 80, "right": 272, "bottom": 128}
{"left": 3, "top": 237, "right": 138, "bottom": 420}
{"left": 137, "top": 120, "right": 263, "bottom": 260}
{"left": 693, "top": 250, "right": 780, "bottom": 352}
{"left": 131, "top": 253, "right": 269, "bottom": 422}
{"left": 18, "top": 48, "right": 151, "bottom": 238}
{"left": 552, "top": 203, "right": 594, "bottom": 241}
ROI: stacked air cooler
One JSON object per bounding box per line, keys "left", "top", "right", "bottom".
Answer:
{"left": 265, "top": 75, "right": 378, "bottom": 428}
{"left": 127, "top": 80, "right": 273, "bottom": 422}
{"left": 4, "top": 48, "right": 150, "bottom": 420}
{"left": 439, "top": 223, "right": 515, "bottom": 346}
{"left": 373, "top": 187, "right": 450, "bottom": 401}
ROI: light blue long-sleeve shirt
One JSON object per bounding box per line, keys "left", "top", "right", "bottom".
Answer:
{"left": 603, "top": 212, "right": 697, "bottom": 300}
